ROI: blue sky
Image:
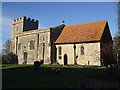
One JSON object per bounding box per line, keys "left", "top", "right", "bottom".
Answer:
{"left": 2, "top": 2, "right": 118, "bottom": 44}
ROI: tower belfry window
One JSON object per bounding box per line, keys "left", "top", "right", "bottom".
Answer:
{"left": 29, "top": 39, "right": 35, "bottom": 50}
{"left": 43, "top": 37, "right": 45, "bottom": 41}
{"left": 16, "top": 26, "right": 19, "bottom": 31}
{"left": 16, "top": 26, "right": 21, "bottom": 32}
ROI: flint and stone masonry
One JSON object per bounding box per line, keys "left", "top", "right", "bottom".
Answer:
{"left": 11, "top": 16, "right": 113, "bottom": 66}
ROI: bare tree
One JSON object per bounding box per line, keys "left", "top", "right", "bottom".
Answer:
{"left": 2, "top": 39, "right": 11, "bottom": 55}
{"left": 112, "top": 1, "right": 120, "bottom": 68}
{"left": 2, "top": 39, "right": 18, "bottom": 64}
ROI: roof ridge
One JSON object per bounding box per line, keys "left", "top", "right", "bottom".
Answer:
{"left": 51, "top": 24, "right": 65, "bottom": 29}
{"left": 55, "top": 20, "right": 108, "bottom": 44}
{"left": 66, "top": 20, "right": 107, "bottom": 27}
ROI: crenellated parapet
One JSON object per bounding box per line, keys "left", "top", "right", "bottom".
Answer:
{"left": 12, "top": 16, "right": 39, "bottom": 32}
{"left": 26, "top": 17, "right": 38, "bottom": 23}
{"left": 12, "top": 16, "right": 38, "bottom": 25}
{"left": 11, "top": 16, "right": 40, "bottom": 55}
{"left": 12, "top": 16, "right": 25, "bottom": 24}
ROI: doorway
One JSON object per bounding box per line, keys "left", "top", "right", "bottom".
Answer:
{"left": 64, "top": 54, "right": 68, "bottom": 65}
{"left": 23, "top": 52, "right": 27, "bottom": 64}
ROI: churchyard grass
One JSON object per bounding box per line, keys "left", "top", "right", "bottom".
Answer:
{"left": 2, "top": 64, "right": 120, "bottom": 88}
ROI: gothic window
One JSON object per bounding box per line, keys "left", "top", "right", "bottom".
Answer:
{"left": 18, "top": 42, "right": 21, "bottom": 50}
{"left": 81, "top": 46, "right": 84, "bottom": 55}
{"left": 58, "top": 47, "right": 62, "bottom": 59}
{"left": 29, "top": 39, "right": 35, "bottom": 50}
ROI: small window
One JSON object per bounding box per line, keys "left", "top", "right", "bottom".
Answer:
{"left": 43, "top": 37, "right": 45, "bottom": 41}
{"left": 18, "top": 43, "right": 21, "bottom": 50}
{"left": 81, "top": 46, "right": 84, "bottom": 55}
{"left": 29, "top": 40, "right": 35, "bottom": 50}
{"left": 16, "top": 26, "right": 19, "bottom": 31}
{"left": 59, "top": 47, "right": 62, "bottom": 55}
{"left": 16, "top": 26, "right": 21, "bottom": 32}
{"left": 58, "top": 47, "right": 62, "bottom": 59}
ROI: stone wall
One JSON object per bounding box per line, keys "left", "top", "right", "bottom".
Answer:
{"left": 17, "top": 33, "right": 38, "bottom": 64}
{"left": 56, "top": 42, "right": 101, "bottom": 66}
{"left": 11, "top": 16, "right": 38, "bottom": 54}
{"left": 12, "top": 28, "right": 51, "bottom": 64}
{"left": 38, "top": 31, "right": 51, "bottom": 64}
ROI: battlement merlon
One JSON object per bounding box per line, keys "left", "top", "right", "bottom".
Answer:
{"left": 12, "top": 16, "right": 39, "bottom": 25}
{"left": 26, "top": 17, "right": 38, "bottom": 23}
{"left": 12, "top": 16, "right": 26, "bottom": 24}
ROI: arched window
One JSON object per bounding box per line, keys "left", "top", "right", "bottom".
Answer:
{"left": 58, "top": 47, "right": 62, "bottom": 59}
{"left": 81, "top": 46, "right": 84, "bottom": 55}
{"left": 30, "top": 39, "right": 35, "bottom": 50}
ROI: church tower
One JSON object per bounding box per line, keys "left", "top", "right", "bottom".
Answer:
{"left": 11, "top": 16, "right": 39, "bottom": 54}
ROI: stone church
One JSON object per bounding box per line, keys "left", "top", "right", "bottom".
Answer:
{"left": 11, "top": 16, "right": 113, "bottom": 66}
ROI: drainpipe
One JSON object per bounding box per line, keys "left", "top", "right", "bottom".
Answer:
{"left": 73, "top": 44, "right": 77, "bottom": 65}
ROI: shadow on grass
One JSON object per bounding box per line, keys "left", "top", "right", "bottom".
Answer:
{"left": 2, "top": 65, "right": 120, "bottom": 88}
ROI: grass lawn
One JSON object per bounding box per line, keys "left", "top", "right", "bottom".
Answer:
{"left": 2, "top": 64, "right": 120, "bottom": 88}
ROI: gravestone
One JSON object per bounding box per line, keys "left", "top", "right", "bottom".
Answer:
{"left": 34, "top": 61, "right": 42, "bottom": 72}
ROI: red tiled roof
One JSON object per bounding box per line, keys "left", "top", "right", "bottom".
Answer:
{"left": 55, "top": 20, "right": 107, "bottom": 44}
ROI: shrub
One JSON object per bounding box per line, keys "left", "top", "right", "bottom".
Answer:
{"left": 2, "top": 52, "right": 18, "bottom": 64}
